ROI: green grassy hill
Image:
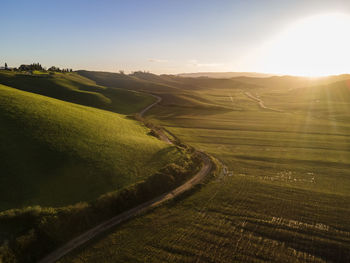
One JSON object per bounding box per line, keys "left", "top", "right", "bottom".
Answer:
{"left": 0, "top": 84, "right": 181, "bottom": 211}
{"left": 0, "top": 70, "right": 154, "bottom": 115}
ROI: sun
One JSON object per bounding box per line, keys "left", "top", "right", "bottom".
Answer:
{"left": 249, "top": 13, "right": 350, "bottom": 77}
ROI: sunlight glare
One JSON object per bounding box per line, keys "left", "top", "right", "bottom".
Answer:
{"left": 248, "top": 13, "right": 350, "bottom": 76}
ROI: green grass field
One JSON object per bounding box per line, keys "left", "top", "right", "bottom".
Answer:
{"left": 59, "top": 175, "right": 350, "bottom": 263}
{"left": 60, "top": 74, "right": 350, "bottom": 262}
{"left": 0, "top": 84, "right": 182, "bottom": 211}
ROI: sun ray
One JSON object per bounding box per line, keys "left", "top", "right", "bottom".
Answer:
{"left": 245, "top": 13, "right": 350, "bottom": 76}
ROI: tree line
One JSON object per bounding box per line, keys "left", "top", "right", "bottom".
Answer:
{"left": 1, "top": 62, "right": 73, "bottom": 73}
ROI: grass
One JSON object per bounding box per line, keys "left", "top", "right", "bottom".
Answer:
{"left": 0, "top": 84, "right": 182, "bottom": 211}
{"left": 60, "top": 73, "right": 350, "bottom": 262}
{"left": 0, "top": 70, "right": 155, "bottom": 115}
{"left": 59, "top": 175, "right": 350, "bottom": 263}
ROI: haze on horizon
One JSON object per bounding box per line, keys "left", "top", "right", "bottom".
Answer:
{"left": 2, "top": 0, "right": 350, "bottom": 76}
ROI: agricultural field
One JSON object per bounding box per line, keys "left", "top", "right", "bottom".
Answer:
{"left": 60, "top": 74, "right": 350, "bottom": 262}
{"left": 0, "top": 83, "right": 182, "bottom": 211}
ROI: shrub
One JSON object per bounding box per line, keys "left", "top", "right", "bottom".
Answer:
{"left": 0, "top": 148, "right": 202, "bottom": 263}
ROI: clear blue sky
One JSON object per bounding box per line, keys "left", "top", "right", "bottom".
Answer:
{"left": 1, "top": 0, "right": 350, "bottom": 74}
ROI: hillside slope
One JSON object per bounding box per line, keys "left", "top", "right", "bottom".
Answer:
{"left": 77, "top": 70, "right": 230, "bottom": 110}
{"left": 0, "top": 84, "right": 181, "bottom": 211}
{"left": 0, "top": 71, "right": 154, "bottom": 114}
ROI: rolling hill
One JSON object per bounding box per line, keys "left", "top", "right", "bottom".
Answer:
{"left": 77, "top": 70, "right": 231, "bottom": 110}
{"left": 62, "top": 73, "right": 350, "bottom": 263}
{"left": 2, "top": 70, "right": 349, "bottom": 262}
{"left": 0, "top": 84, "right": 181, "bottom": 211}
{"left": 177, "top": 72, "right": 274, "bottom": 78}
{"left": 0, "top": 70, "right": 154, "bottom": 115}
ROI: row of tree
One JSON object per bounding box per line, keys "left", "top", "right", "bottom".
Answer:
{"left": 1, "top": 62, "right": 73, "bottom": 73}
{"left": 47, "top": 66, "right": 73, "bottom": 72}
{"left": 18, "top": 63, "right": 44, "bottom": 71}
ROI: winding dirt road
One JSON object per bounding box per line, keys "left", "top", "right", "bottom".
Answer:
{"left": 244, "top": 92, "right": 283, "bottom": 112}
{"left": 139, "top": 94, "right": 172, "bottom": 144}
{"left": 139, "top": 94, "right": 162, "bottom": 117}
{"left": 39, "top": 94, "right": 213, "bottom": 263}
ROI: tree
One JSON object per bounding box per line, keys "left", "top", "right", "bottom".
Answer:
{"left": 18, "top": 63, "right": 43, "bottom": 71}
{"left": 4, "top": 63, "right": 8, "bottom": 69}
{"left": 48, "top": 66, "right": 61, "bottom": 72}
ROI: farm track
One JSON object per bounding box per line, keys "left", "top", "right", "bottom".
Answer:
{"left": 39, "top": 93, "right": 215, "bottom": 263}
{"left": 244, "top": 92, "right": 283, "bottom": 112}
{"left": 139, "top": 94, "right": 162, "bottom": 117}
{"left": 140, "top": 94, "right": 172, "bottom": 144}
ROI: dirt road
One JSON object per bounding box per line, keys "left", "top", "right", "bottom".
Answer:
{"left": 244, "top": 92, "right": 283, "bottom": 112}
{"left": 139, "top": 94, "right": 172, "bottom": 144}
{"left": 139, "top": 94, "right": 162, "bottom": 117}
{"left": 39, "top": 94, "right": 213, "bottom": 263}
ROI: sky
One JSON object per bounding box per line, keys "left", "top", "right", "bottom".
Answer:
{"left": 1, "top": 0, "right": 350, "bottom": 75}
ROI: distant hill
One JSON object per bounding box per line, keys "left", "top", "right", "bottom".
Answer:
{"left": 233, "top": 74, "right": 350, "bottom": 89}
{"left": 79, "top": 70, "right": 350, "bottom": 115}
{"left": 77, "top": 71, "right": 230, "bottom": 110}
{"left": 177, "top": 72, "right": 275, "bottom": 78}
